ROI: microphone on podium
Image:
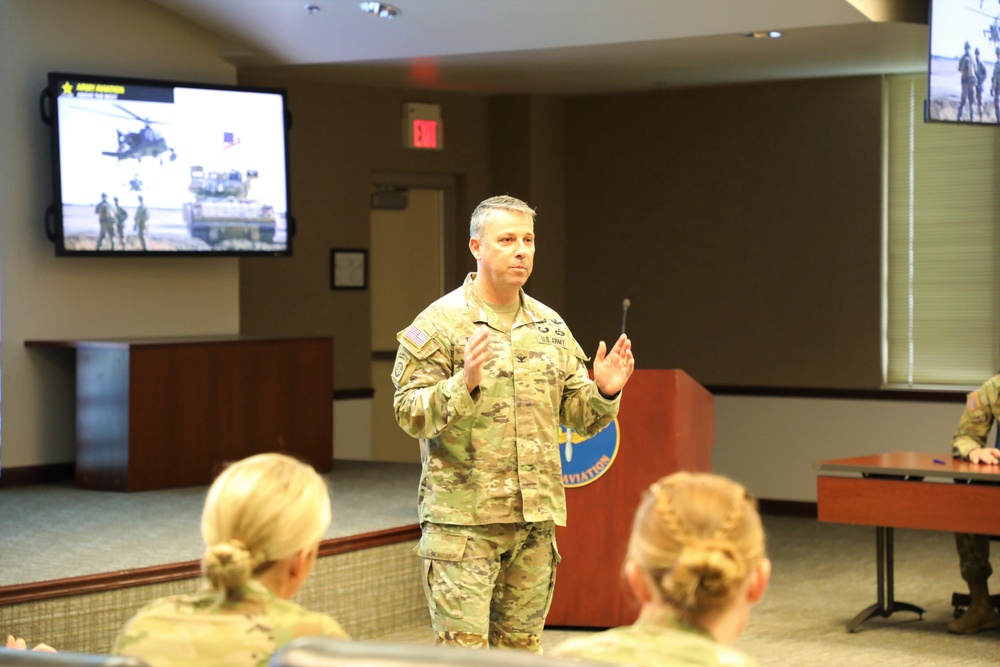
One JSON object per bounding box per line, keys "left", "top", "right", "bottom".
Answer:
{"left": 621, "top": 298, "right": 631, "bottom": 336}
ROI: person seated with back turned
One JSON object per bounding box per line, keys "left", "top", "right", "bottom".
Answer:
{"left": 551, "top": 472, "right": 770, "bottom": 667}
{"left": 112, "top": 452, "right": 349, "bottom": 667}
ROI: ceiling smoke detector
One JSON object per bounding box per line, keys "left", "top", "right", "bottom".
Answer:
{"left": 359, "top": 2, "right": 400, "bottom": 18}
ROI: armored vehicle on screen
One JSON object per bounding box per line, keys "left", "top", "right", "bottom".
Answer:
{"left": 181, "top": 166, "right": 276, "bottom": 244}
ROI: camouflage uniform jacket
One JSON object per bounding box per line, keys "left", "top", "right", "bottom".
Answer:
{"left": 112, "top": 579, "right": 349, "bottom": 667}
{"left": 550, "top": 618, "right": 758, "bottom": 667}
{"left": 952, "top": 374, "right": 1000, "bottom": 459}
{"left": 95, "top": 200, "right": 115, "bottom": 224}
{"left": 960, "top": 53, "right": 976, "bottom": 82}
{"left": 392, "top": 273, "right": 621, "bottom": 526}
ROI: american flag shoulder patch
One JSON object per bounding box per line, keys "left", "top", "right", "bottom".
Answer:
{"left": 403, "top": 324, "right": 431, "bottom": 350}
{"left": 968, "top": 392, "right": 980, "bottom": 411}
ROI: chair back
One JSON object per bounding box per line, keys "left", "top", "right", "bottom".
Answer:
{"left": 0, "top": 650, "right": 148, "bottom": 667}
{"left": 270, "top": 637, "right": 606, "bottom": 667}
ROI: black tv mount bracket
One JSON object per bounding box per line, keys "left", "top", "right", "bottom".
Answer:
{"left": 39, "top": 87, "right": 54, "bottom": 125}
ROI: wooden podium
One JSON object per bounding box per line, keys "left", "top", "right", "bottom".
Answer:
{"left": 25, "top": 336, "right": 334, "bottom": 491}
{"left": 546, "top": 369, "right": 714, "bottom": 628}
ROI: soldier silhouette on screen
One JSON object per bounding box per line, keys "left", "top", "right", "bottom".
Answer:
{"left": 113, "top": 196, "right": 128, "bottom": 247}
{"left": 95, "top": 193, "right": 116, "bottom": 251}
{"left": 959, "top": 42, "right": 978, "bottom": 121}
{"left": 991, "top": 47, "right": 1000, "bottom": 122}
{"left": 975, "top": 48, "right": 988, "bottom": 118}
{"left": 134, "top": 196, "right": 149, "bottom": 251}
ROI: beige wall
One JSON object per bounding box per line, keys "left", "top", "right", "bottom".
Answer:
{"left": 563, "top": 76, "right": 884, "bottom": 389}
{"left": 235, "top": 72, "right": 494, "bottom": 391}
{"left": 489, "top": 95, "right": 568, "bottom": 314}
{"left": 0, "top": 0, "right": 243, "bottom": 468}
{"left": 714, "top": 395, "right": 966, "bottom": 502}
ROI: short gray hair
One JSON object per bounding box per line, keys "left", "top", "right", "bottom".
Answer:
{"left": 469, "top": 195, "right": 536, "bottom": 239}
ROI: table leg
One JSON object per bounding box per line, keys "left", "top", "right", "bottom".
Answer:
{"left": 845, "top": 527, "right": 925, "bottom": 632}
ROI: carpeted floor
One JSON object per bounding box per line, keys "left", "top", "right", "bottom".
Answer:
{"left": 0, "top": 460, "right": 421, "bottom": 586}
{"left": 738, "top": 515, "right": 1000, "bottom": 666}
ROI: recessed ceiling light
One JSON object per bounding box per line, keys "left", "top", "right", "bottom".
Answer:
{"left": 359, "top": 2, "right": 400, "bottom": 18}
{"left": 743, "top": 30, "right": 782, "bottom": 39}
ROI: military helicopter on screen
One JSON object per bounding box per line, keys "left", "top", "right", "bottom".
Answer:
{"left": 970, "top": 5, "right": 1000, "bottom": 45}
{"left": 95, "top": 104, "right": 178, "bottom": 164}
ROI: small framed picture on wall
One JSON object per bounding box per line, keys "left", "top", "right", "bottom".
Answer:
{"left": 331, "top": 248, "right": 367, "bottom": 290}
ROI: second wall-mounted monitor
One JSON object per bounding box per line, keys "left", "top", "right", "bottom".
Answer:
{"left": 927, "top": 0, "right": 1000, "bottom": 125}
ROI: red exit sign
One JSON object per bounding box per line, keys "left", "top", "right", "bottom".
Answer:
{"left": 412, "top": 119, "right": 438, "bottom": 149}
{"left": 403, "top": 102, "right": 443, "bottom": 150}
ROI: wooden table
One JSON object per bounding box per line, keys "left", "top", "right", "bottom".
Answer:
{"left": 817, "top": 451, "right": 1000, "bottom": 631}
{"left": 25, "top": 336, "right": 333, "bottom": 491}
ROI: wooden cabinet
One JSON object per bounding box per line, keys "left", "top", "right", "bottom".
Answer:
{"left": 26, "top": 336, "right": 333, "bottom": 491}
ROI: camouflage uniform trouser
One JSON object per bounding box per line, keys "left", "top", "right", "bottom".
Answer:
{"left": 415, "top": 520, "right": 560, "bottom": 652}
{"left": 956, "top": 532, "right": 992, "bottom": 583}
{"left": 961, "top": 80, "right": 977, "bottom": 120}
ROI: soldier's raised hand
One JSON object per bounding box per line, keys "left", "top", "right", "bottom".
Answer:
{"left": 593, "top": 333, "right": 635, "bottom": 398}
{"left": 463, "top": 325, "right": 493, "bottom": 394}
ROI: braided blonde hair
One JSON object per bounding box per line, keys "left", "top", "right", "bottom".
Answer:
{"left": 200, "top": 453, "right": 331, "bottom": 602}
{"left": 629, "top": 472, "right": 765, "bottom": 621}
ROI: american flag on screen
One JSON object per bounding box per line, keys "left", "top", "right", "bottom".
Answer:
{"left": 223, "top": 132, "right": 241, "bottom": 150}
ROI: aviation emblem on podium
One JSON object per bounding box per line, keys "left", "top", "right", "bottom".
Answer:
{"left": 559, "top": 418, "right": 620, "bottom": 488}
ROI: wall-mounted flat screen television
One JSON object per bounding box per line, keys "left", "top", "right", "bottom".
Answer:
{"left": 927, "top": 0, "right": 1000, "bottom": 124}
{"left": 42, "top": 72, "right": 293, "bottom": 256}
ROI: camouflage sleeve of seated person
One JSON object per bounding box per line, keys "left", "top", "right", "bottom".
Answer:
{"left": 953, "top": 375, "right": 1000, "bottom": 459}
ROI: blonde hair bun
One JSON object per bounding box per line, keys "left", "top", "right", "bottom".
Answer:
{"left": 200, "top": 453, "right": 332, "bottom": 602}
{"left": 630, "top": 472, "right": 765, "bottom": 619}
{"left": 203, "top": 539, "right": 254, "bottom": 591}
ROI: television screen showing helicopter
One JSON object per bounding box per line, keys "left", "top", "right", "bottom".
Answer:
{"left": 44, "top": 72, "right": 292, "bottom": 256}
{"left": 927, "top": 0, "right": 1000, "bottom": 124}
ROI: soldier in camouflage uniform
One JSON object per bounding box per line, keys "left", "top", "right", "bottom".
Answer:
{"left": 551, "top": 473, "right": 768, "bottom": 667}
{"left": 392, "top": 195, "right": 635, "bottom": 652}
{"left": 95, "top": 193, "right": 116, "bottom": 251}
{"left": 113, "top": 196, "right": 128, "bottom": 247}
{"left": 113, "top": 453, "right": 349, "bottom": 666}
{"left": 134, "top": 195, "right": 149, "bottom": 251}
{"left": 947, "top": 374, "right": 1000, "bottom": 634}
{"left": 991, "top": 48, "right": 1000, "bottom": 122}
{"left": 959, "top": 42, "right": 978, "bottom": 122}
{"left": 976, "top": 48, "right": 988, "bottom": 118}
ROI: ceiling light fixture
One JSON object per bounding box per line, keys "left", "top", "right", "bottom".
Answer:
{"left": 743, "top": 30, "right": 782, "bottom": 39}
{"left": 359, "top": 2, "right": 400, "bottom": 18}
{"left": 304, "top": 4, "right": 320, "bottom": 15}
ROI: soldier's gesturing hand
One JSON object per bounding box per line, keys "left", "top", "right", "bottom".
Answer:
{"left": 463, "top": 325, "right": 493, "bottom": 394}
{"left": 593, "top": 333, "right": 635, "bottom": 398}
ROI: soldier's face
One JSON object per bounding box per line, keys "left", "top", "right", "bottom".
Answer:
{"left": 470, "top": 210, "right": 535, "bottom": 297}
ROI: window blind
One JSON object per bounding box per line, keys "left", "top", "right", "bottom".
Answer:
{"left": 885, "top": 73, "right": 1000, "bottom": 386}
